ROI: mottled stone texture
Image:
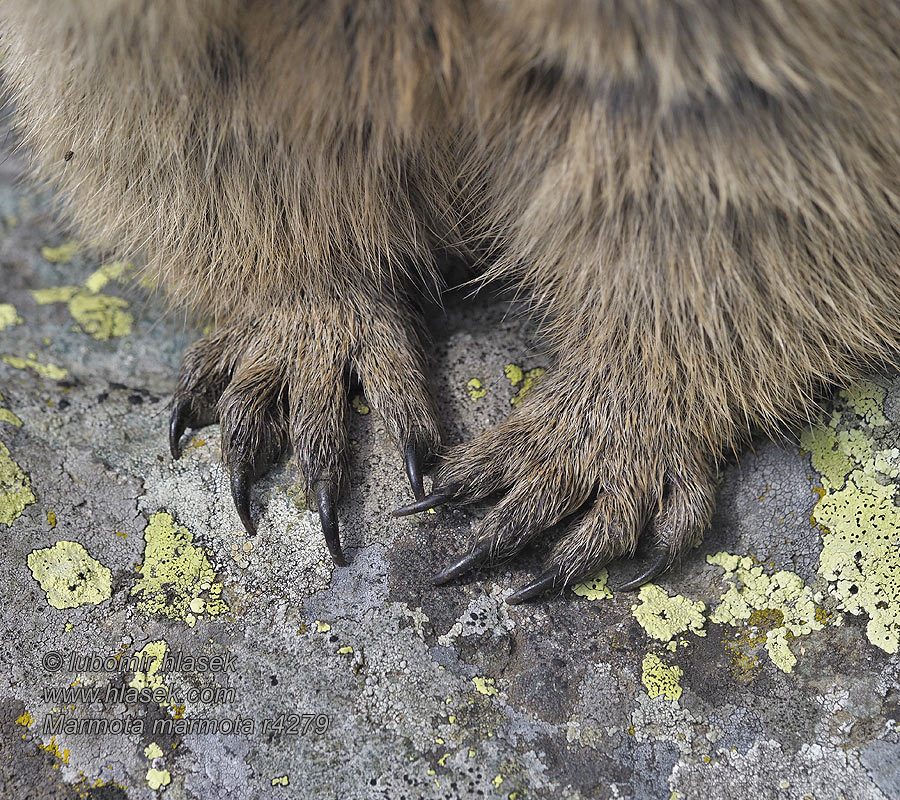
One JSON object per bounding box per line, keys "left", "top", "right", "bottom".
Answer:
{"left": 1, "top": 132, "right": 898, "bottom": 800}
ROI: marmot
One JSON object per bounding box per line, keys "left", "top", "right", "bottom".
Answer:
{"left": 3, "top": 1, "right": 900, "bottom": 602}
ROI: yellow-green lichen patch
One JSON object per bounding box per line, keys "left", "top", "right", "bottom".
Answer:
{"left": 130, "top": 512, "right": 229, "bottom": 623}
{"left": 182, "top": 436, "right": 206, "bottom": 453}
{"left": 472, "top": 676, "right": 498, "bottom": 696}
{"left": 31, "top": 260, "right": 134, "bottom": 341}
{"left": 0, "top": 392, "right": 22, "bottom": 427}
{"left": 504, "top": 363, "right": 546, "bottom": 407}
{"left": 2, "top": 354, "right": 68, "bottom": 380}
{"left": 631, "top": 584, "right": 706, "bottom": 642}
{"left": 82, "top": 261, "right": 131, "bottom": 294}
{"left": 707, "top": 552, "right": 824, "bottom": 672}
{"left": 0, "top": 409, "right": 22, "bottom": 427}
{"left": 505, "top": 364, "right": 524, "bottom": 386}
{"left": 0, "top": 442, "right": 36, "bottom": 525}
{"left": 0, "top": 303, "right": 23, "bottom": 331}
{"left": 40, "top": 736, "right": 70, "bottom": 764}
{"left": 286, "top": 484, "right": 308, "bottom": 512}
{"left": 67, "top": 292, "right": 132, "bottom": 340}
{"left": 27, "top": 541, "right": 112, "bottom": 609}
{"left": 41, "top": 241, "right": 81, "bottom": 263}
{"left": 641, "top": 653, "right": 683, "bottom": 702}
{"left": 129, "top": 640, "right": 169, "bottom": 700}
{"left": 351, "top": 395, "right": 370, "bottom": 415}
{"left": 466, "top": 378, "right": 486, "bottom": 401}
{"left": 841, "top": 380, "right": 888, "bottom": 426}
{"left": 146, "top": 768, "right": 171, "bottom": 790}
{"left": 144, "top": 742, "right": 164, "bottom": 759}
{"left": 32, "top": 286, "right": 80, "bottom": 305}
{"left": 272, "top": 775, "right": 290, "bottom": 786}
{"left": 34, "top": 287, "right": 132, "bottom": 340}
{"left": 801, "top": 383, "right": 900, "bottom": 653}
{"left": 572, "top": 569, "right": 612, "bottom": 600}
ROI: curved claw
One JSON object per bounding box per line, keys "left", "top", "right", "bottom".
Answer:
{"left": 169, "top": 399, "right": 192, "bottom": 459}
{"left": 403, "top": 439, "right": 426, "bottom": 502}
{"left": 506, "top": 569, "right": 563, "bottom": 605}
{"left": 432, "top": 540, "right": 492, "bottom": 585}
{"left": 230, "top": 465, "right": 256, "bottom": 536}
{"left": 616, "top": 549, "right": 672, "bottom": 592}
{"left": 316, "top": 483, "right": 346, "bottom": 567}
{"left": 391, "top": 485, "right": 456, "bottom": 517}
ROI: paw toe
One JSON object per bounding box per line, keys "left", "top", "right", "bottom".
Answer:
{"left": 169, "top": 331, "right": 237, "bottom": 457}
{"left": 218, "top": 364, "right": 289, "bottom": 537}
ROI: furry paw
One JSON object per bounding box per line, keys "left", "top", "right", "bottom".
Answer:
{"left": 169, "top": 292, "right": 438, "bottom": 565}
{"left": 394, "top": 363, "right": 719, "bottom": 601}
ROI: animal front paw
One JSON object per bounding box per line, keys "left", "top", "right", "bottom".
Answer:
{"left": 169, "top": 291, "right": 438, "bottom": 565}
{"left": 395, "top": 361, "right": 719, "bottom": 601}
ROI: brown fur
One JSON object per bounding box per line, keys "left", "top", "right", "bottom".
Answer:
{"left": 3, "top": 1, "right": 900, "bottom": 588}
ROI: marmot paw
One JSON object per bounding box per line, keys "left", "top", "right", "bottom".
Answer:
{"left": 169, "top": 298, "right": 438, "bottom": 565}
{"left": 394, "top": 370, "right": 719, "bottom": 602}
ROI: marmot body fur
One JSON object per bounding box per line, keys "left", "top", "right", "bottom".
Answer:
{"left": 3, "top": 1, "right": 900, "bottom": 600}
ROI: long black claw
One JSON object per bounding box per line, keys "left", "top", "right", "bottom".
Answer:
{"left": 506, "top": 569, "right": 563, "bottom": 605}
{"left": 169, "top": 399, "right": 191, "bottom": 459}
{"left": 230, "top": 466, "right": 256, "bottom": 536}
{"left": 317, "top": 483, "right": 346, "bottom": 567}
{"left": 432, "top": 541, "right": 492, "bottom": 585}
{"left": 391, "top": 486, "right": 455, "bottom": 517}
{"left": 616, "top": 550, "right": 671, "bottom": 592}
{"left": 403, "top": 439, "right": 426, "bottom": 502}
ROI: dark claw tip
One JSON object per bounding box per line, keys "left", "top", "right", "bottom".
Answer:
{"left": 391, "top": 487, "right": 454, "bottom": 517}
{"left": 403, "top": 439, "right": 426, "bottom": 502}
{"left": 506, "top": 569, "right": 562, "bottom": 605}
{"left": 615, "top": 550, "right": 672, "bottom": 592}
{"left": 230, "top": 467, "right": 256, "bottom": 537}
{"left": 169, "top": 400, "right": 190, "bottom": 460}
{"left": 432, "top": 542, "right": 492, "bottom": 585}
{"left": 317, "top": 484, "right": 346, "bottom": 567}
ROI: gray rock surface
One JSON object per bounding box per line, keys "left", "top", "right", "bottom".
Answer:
{"left": 1, "top": 130, "right": 898, "bottom": 800}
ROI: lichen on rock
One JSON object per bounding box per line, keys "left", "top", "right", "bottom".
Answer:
{"left": 130, "top": 511, "right": 229, "bottom": 624}
{"left": 802, "top": 380, "right": 900, "bottom": 654}
{"left": 632, "top": 584, "right": 706, "bottom": 643}
{"left": 707, "top": 552, "right": 824, "bottom": 673}
{"left": 27, "top": 540, "right": 112, "bottom": 609}
{"left": 0, "top": 441, "right": 36, "bottom": 525}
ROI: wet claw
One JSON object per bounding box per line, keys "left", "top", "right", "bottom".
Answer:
{"left": 169, "top": 399, "right": 195, "bottom": 459}
{"left": 431, "top": 540, "right": 493, "bottom": 585}
{"left": 391, "top": 484, "right": 458, "bottom": 517}
{"left": 403, "top": 438, "right": 427, "bottom": 502}
{"left": 506, "top": 569, "right": 563, "bottom": 605}
{"left": 316, "top": 481, "right": 346, "bottom": 566}
{"left": 229, "top": 463, "right": 257, "bottom": 536}
{"left": 615, "top": 548, "right": 672, "bottom": 591}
